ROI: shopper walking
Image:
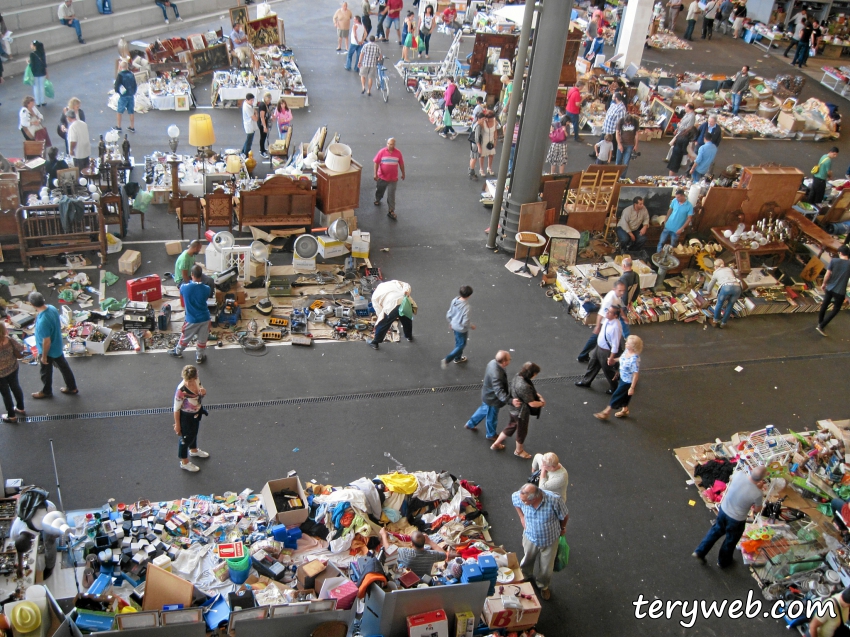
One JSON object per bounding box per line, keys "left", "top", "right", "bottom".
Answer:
{"left": 375, "top": 0, "right": 388, "bottom": 40}
{"left": 695, "top": 114, "right": 721, "bottom": 149}
{"left": 577, "top": 281, "right": 626, "bottom": 362}
{"left": 692, "top": 465, "right": 766, "bottom": 568}
{"left": 657, "top": 189, "right": 694, "bottom": 252}
{"left": 615, "top": 113, "right": 639, "bottom": 178}
{"left": 809, "top": 147, "right": 838, "bottom": 205}
{"left": 667, "top": 129, "right": 695, "bottom": 176}
{"left": 731, "top": 0, "right": 747, "bottom": 38}
{"left": 57, "top": 97, "right": 85, "bottom": 154}
{"left": 575, "top": 305, "right": 621, "bottom": 393}
{"left": 0, "top": 323, "right": 26, "bottom": 423}
{"left": 602, "top": 92, "right": 626, "bottom": 139}
{"left": 418, "top": 5, "right": 435, "bottom": 58}
{"left": 511, "top": 483, "right": 568, "bottom": 600}
{"left": 65, "top": 111, "right": 90, "bottom": 169}
{"left": 155, "top": 0, "right": 181, "bottom": 24}
{"left": 173, "top": 365, "right": 209, "bottom": 472}
{"left": 242, "top": 93, "right": 258, "bottom": 157}
{"left": 466, "top": 351, "right": 522, "bottom": 438}
{"left": 683, "top": 0, "right": 701, "bottom": 40}
{"left": 701, "top": 0, "right": 718, "bottom": 38}
{"left": 689, "top": 138, "right": 716, "bottom": 181}
{"left": 58, "top": 0, "right": 85, "bottom": 44}
{"left": 358, "top": 36, "right": 382, "bottom": 95}
{"left": 477, "top": 111, "right": 499, "bottom": 176}
{"left": 784, "top": 9, "right": 807, "bottom": 57}
{"left": 361, "top": 0, "right": 373, "bottom": 35}
{"left": 565, "top": 82, "right": 584, "bottom": 141}
{"left": 490, "top": 362, "right": 544, "bottom": 459}
{"left": 367, "top": 280, "right": 416, "bottom": 349}
{"left": 667, "top": 0, "right": 683, "bottom": 30}
{"left": 257, "top": 93, "right": 273, "bottom": 158}
{"left": 441, "top": 286, "right": 474, "bottom": 368}
{"left": 273, "top": 98, "right": 292, "bottom": 140}
{"left": 373, "top": 137, "right": 405, "bottom": 220}
{"left": 114, "top": 60, "right": 137, "bottom": 133}
{"left": 401, "top": 12, "right": 417, "bottom": 62}
{"left": 29, "top": 292, "right": 78, "bottom": 399}
{"left": 531, "top": 453, "right": 568, "bottom": 502}
{"left": 385, "top": 0, "right": 404, "bottom": 43}
{"left": 729, "top": 65, "right": 749, "bottom": 115}
{"left": 546, "top": 121, "right": 568, "bottom": 175}
{"left": 816, "top": 245, "right": 850, "bottom": 336}
{"left": 718, "top": 0, "right": 734, "bottom": 34}
{"left": 594, "top": 335, "right": 642, "bottom": 420}
{"left": 617, "top": 198, "right": 649, "bottom": 252}
{"left": 346, "top": 16, "right": 367, "bottom": 71}
{"left": 170, "top": 265, "right": 211, "bottom": 363}
{"left": 29, "top": 41, "right": 48, "bottom": 108}
{"left": 792, "top": 20, "right": 814, "bottom": 67}
{"left": 333, "top": 2, "right": 353, "bottom": 52}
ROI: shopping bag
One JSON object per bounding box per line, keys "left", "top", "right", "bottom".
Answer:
{"left": 22, "top": 64, "right": 33, "bottom": 85}
{"left": 417, "top": 35, "right": 425, "bottom": 53}
{"left": 553, "top": 536, "right": 569, "bottom": 572}
{"left": 44, "top": 79, "right": 54, "bottom": 99}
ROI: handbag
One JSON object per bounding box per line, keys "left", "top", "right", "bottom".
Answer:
{"left": 527, "top": 470, "right": 541, "bottom": 486}
{"left": 23, "top": 64, "right": 33, "bottom": 86}
{"left": 554, "top": 536, "right": 569, "bottom": 572}
{"left": 549, "top": 127, "right": 566, "bottom": 143}
{"left": 811, "top": 156, "right": 828, "bottom": 175}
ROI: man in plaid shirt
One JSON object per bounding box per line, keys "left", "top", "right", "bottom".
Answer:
{"left": 512, "top": 483, "right": 569, "bottom": 600}
{"left": 602, "top": 92, "right": 626, "bottom": 136}
{"left": 358, "top": 35, "right": 383, "bottom": 95}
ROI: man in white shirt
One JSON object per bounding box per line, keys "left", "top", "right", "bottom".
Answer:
{"left": 576, "top": 304, "right": 622, "bottom": 392}
{"left": 701, "top": 0, "right": 719, "bottom": 38}
{"left": 345, "top": 15, "right": 367, "bottom": 71}
{"left": 66, "top": 110, "right": 90, "bottom": 168}
{"left": 784, "top": 9, "right": 807, "bottom": 57}
{"left": 702, "top": 258, "right": 743, "bottom": 328}
{"left": 241, "top": 93, "right": 258, "bottom": 157}
{"left": 684, "top": 0, "right": 701, "bottom": 40}
{"left": 58, "top": 0, "right": 85, "bottom": 44}
{"left": 576, "top": 281, "right": 625, "bottom": 363}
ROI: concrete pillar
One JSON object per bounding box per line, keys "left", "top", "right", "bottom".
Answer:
{"left": 499, "top": 0, "right": 572, "bottom": 254}
{"left": 615, "top": 0, "right": 656, "bottom": 70}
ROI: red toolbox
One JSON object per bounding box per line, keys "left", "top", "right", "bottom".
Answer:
{"left": 126, "top": 274, "right": 162, "bottom": 302}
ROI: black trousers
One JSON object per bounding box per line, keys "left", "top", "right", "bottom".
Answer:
{"left": 259, "top": 127, "right": 269, "bottom": 153}
{"left": 0, "top": 368, "right": 24, "bottom": 414}
{"left": 581, "top": 346, "right": 617, "bottom": 390}
{"left": 40, "top": 355, "right": 77, "bottom": 395}
{"left": 178, "top": 411, "right": 201, "bottom": 459}
{"left": 808, "top": 177, "right": 827, "bottom": 204}
{"left": 784, "top": 37, "right": 798, "bottom": 56}
{"left": 818, "top": 290, "right": 846, "bottom": 329}
{"left": 701, "top": 18, "right": 714, "bottom": 38}
{"left": 372, "top": 306, "right": 412, "bottom": 344}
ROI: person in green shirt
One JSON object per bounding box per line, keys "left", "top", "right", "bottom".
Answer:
{"left": 809, "top": 147, "right": 838, "bottom": 205}
{"left": 174, "top": 240, "right": 203, "bottom": 284}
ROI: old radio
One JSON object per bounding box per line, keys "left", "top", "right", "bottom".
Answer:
{"left": 123, "top": 301, "right": 156, "bottom": 330}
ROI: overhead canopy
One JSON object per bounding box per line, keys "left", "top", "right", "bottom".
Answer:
{"left": 493, "top": 4, "right": 528, "bottom": 25}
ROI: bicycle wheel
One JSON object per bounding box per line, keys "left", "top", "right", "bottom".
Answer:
{"left": 381, "top": 74, "right": 389, "bottom": 102}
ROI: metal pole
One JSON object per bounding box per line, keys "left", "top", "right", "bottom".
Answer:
{"left": 49, "top": 439, "right": 64, "bottom": 512}
{"left": 486, "top": 0, "right": 537, "bottom": 250}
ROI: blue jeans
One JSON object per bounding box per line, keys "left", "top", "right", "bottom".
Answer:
{"left": 714, "top": 284, "right": 742, "bottom": 324}
{"left": 578, "top": 333, "right": 597, "bottom": 360}
{"left": 508, "top": 143, "right": 517, "bottom": 175}
{"left": 444, "top": 330, "right": 468, "bottom": 363}
{"left": 156, "top": 1, "right": 180, "bottom": 20}
{"left": 32, "top": 76, "right": 46, "bottom": 105}
{"left": 694, "top": 508, "right": 747, "bottom": 567}
{"left": 615, "top": 145, "right": 634, "bottom": 178}
{"left": 616, "top": 226, "right": 647, "bottom": 252}
{"left": 567, "top": 111, "right": 580, "bottom": 141}
{"left": 731, "top": 92, "right": 742, "bottom": 115}
{"left": 467, "top": 402, "right": 500, "bottom": 438}
{"left": 684, "top": 19, "right": 696, "bottom": 40}
{"left": 792, "top": 39, "right": 809, "bottom": 66}
{"left": 345, "top": 43, "right": 362, "bottom": 70}
{"left": 242, "top": 132, "right": 254, "bottom": 156}
{"left": 657, "top": 228, "right": 679, "bottom": 253}
{"left": 62, "top": 18, "right": 82, "bottom": 39}
{"left": 376, "top": 15, "right": 386, "bottom": 39}
{"left": 619, "top": 317, "right": 630, "bottom": 339}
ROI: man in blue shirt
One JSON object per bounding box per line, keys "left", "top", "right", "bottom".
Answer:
{"left": 170, "top": 265, "right": 211, "bottom": 363}
{"left": 512, "top": 483, "right": 568, "bottom": 600}
{"left": 114, "top": 60, "right": 137, "bottom": 133}
{"left": 690, "top": 139, "right": 717, "bottom": 182}
{"left": 29, "top": 292, "right": 78, "bottom": 399}
{"left": 657, "top": 189, "right": 694, "bottom": 253}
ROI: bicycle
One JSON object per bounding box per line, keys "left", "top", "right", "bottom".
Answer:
{"left": 376, "top": 63, "right": 389, "bottom": 103}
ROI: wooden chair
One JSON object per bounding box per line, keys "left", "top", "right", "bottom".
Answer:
{"left": 100, "top": 193, "right": 125, "bottom": 239}
{"left": 176, "top": 194, "right": 203, "bottom": 239}
{"left": 23, "top": 140, "right": 45, "bottom": 160}
{"left": 201, "top": 191, "right": 234, "bottom": 231}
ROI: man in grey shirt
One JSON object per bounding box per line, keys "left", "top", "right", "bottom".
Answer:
{"left": 617, "top": 197, "right": 649, "bottom": 252}
{"left": 817, "top": 244, "right": 850, "bottom": 336}
{"left": 693, "top": 466, "right": 766, "bottom": 568}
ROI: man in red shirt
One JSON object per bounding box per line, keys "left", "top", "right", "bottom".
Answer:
{"left": 386, "top": 0, "right": 404, "bottom": 44}
{"left": 373, "top": 138, "right": 405, "bottom": 220}
{"left": 565, "top": 81, "right": 585, "bottom": 142}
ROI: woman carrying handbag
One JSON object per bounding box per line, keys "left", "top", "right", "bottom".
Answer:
{"left": 173, "top": 365, "right": 210, "bottom": 473}
{"left": 490, "top": 362, "right": 545, "bottom": 459}
{"left": 28, "top": 41, "right": 48, "bottom": 107}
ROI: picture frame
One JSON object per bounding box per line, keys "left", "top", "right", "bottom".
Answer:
{"left": 227, "top": 607, "right": 268, "bottom": 635}
{"left": 187, "top": 34, "right": 206, "bottom": 51}
{"left": 56, "top": 167, "right": 79, "bottom": 190}
{"left": 161, "top": 607, "right": 204, "bottom": 625}
{"left": 270, "top": 603, "right": 310, "bottom": 617}
{"left": 116, "top": 610, "right": 160, "bottom": 629}
{"left": 175, "top": 94, "right": 190, "bottom": 111}
{"left": 230, "top": 6, "right": 249, "bottom": 30}
{"left": 308, "top": 599, "right": 336, "bottom": 613}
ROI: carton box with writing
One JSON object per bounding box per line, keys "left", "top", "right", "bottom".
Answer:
{"left": 351, "top": 231, "right": 370, "bottom": 258}
{"left": 260, "top": 476, "right": 309, "bottom": 525}
{"left": 296, "top": 561, "right": 343, "bottom": 591}
{"left": 483, "top": 582, "right": 540, "bottom": 630}
{"left": 317, "top": 235, "right": 349, "bottom": 259}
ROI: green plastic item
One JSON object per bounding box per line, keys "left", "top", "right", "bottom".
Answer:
{"left": 132, "top": 191, "right": 153, "bottom": 213}
{"left": 103, "top": 272, "right": 119, "bottom": 287}
{"left": 788, "top": 560, "right": 823, "bottom": 574}
{"left": 57, "top": 290, "right": 76, "bottom": 303}
{"left": 44, "top": 79, "right": 54, "bottom": 99}
{"left": 554, "top": 536, "right": 569, "bottom": 572}
{"left": 22, "top": 64, "right": 33, "bottom": 86}
{"left": 99, "top": 298, "right": 127, "bottom": 312}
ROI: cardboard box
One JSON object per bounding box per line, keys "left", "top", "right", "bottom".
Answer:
{"left": 247, "top": 259, "right": 266, "bottom": 279}
{"left": 341, "top": 209, "right": 356, "bottom": 219}
{"left": 296, "top": 561, "right": 343, "bottom": 590}
{"left": 260, "top": 476, "right": 309, "bottom": 525}
{"left": 85, "top": 326, "right": 113, "bottom": 355}
{"left": 483, "top": 582, "right": 540, "bottom": 630}
{"left": 347, "top": 216, "right": 358, "bottom": 232}
{"left": 165, "top": 241, "right": 183, "bottom": 256}
{"left": 351, "top": 231, "right": 370, "bottom": 258}
{"left": 149, "top": 187, "right": 170, "bottom": 205}
{"left": 407, "top": 609, "right": 448, "bottom": 637}
{"left": 777, "top": 111, "right": 805, "bottom": 132}
{"left": 119, "top": 250, "right": 142, "bottom": 275}
{"left": 320, "top": 576, "right": 357, "bottom": 610}
{"left": 317, "top": 211, "right": 344, "bottom": 227}
{"left": 455, "top": 611, "right": 475, "bottom": 637}
{"left": 317, "top": 235, "right": 349, "bottom": 259}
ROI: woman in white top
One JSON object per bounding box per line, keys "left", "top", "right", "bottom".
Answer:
{"left": 476, "top": 111, "right": 499, "bottom": 176}
{"left": 532, "top": 452, "right": 568, "bottom": 502}
{"left": 19, "top": 95, "right": 46, "bottom": 142}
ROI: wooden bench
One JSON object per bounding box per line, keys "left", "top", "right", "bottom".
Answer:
{"left": 16, "top": 202, "right": 107, "bottom": 268}
{"left": 235, "top": 175, "right": 315, "bottom": 233}
{"left": 785, "top": 209, "right": 844, "bottom": 257}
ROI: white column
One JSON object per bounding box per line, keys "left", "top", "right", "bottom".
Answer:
{"left": 616, "top": 0, "right": 657, "bottom": 70}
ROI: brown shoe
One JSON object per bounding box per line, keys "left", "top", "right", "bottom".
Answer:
{"left": 540, "top": 588, "right": 551, "bottom": 600}
{"left": 60, "top": 387, "right": 79, "bottom": 395}
{"left": 31, "top": 392, "right": 52, "bottom": 399}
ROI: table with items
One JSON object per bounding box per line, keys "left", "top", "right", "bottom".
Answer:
{"left": 147, "top": 74, "right": 195, "bottom": 111}
{"left": 211, "top": 64, "right": 307, "bottom": 108}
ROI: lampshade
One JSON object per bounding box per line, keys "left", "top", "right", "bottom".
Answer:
{"left": 225, "top": 155, "right": 242, "bottom": 175}
{"left": 188, "top": 114, "right": 216, "bottom": 147}
{"left": 167, "top": 124, "right": 180, "bottom": 139}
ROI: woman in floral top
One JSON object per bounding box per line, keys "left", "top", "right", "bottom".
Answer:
{"left": 173, "top": 365, "right": 209, "bottom": 472}
{"left": 0, "top": 323, "right": 26, "bottom": 423}
{"left": 595, "top": 335, "right": 642, "bottom": 420}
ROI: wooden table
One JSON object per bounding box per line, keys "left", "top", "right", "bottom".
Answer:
{"left": 785, "top": 209, "right": 844, "bottom": 257}
{"left": 711, "top": 226, "right": 790, "bottom": 263}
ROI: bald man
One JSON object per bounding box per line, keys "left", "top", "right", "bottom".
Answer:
{"left": 512, "top": 483, "right": 568, "bottom": 600}
{"left": 466, "top": 350, "right": 521, "bottom": 439}
{"left": 373, "top": 138, "right": 405, "bottom": 220}
{"left": 693, "top": 466, "right": 766, "bottom": 568}
{"left": 379, "top": 527, "right": 450, "bottom": 577}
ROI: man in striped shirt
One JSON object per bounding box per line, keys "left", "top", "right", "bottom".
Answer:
{"left": 373, "top": 138, "right": 405, "bottom": 220}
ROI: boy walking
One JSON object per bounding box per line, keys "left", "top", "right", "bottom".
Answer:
{"left": 441, "top": 286, "right": 474, "bottom": 368}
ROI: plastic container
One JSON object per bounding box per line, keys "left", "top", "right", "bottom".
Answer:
{"left": 6, "top": 599, "right": 42, "bottom": 637}
{"left": 227, "top": 555, "right": 251, "bottom": 585}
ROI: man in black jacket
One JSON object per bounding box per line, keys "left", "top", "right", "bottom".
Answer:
{"left": 465, "top": 350, "right": 521, "bottom": 439}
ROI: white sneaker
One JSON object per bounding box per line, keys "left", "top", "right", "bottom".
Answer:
{"left": 164, "top": 18, "right": 170, "bottom": 24}
{"left": 440, "top": 359, "right": 448, "bottom": 369}
{"left": 189, "top": 449, "right": 209, "bottom": 458}
{"left": 180, "top": 461, "right": 199, "bottom": 472}
{"left": 177, "top": 17, "right": 183, "bottom": 22}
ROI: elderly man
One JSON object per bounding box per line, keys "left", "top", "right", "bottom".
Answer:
{"left": 702, "top": 258, "right": 743, "bottom": 328}
{"left": 333, "top": 2, "right": 353, "bottom": 52}
{"left": 512, "top": 484, "right": 568, "bottom": 600}
{"left": 693, "top": 466, "right": 766, "bottom": 568}
{"left": 601, "top": 92, "right": 626, "bottom": 141}
{"left": 378, "top": 528, "right": 450, "bottom": 576}
{"left": 58, "top": 0, "right": 85, "bottom": 44}
{"left": 695, "top": 114, "right": 721, "bottom": 150}
{"left": 576, "top": 304, "right": 622, "bottom": 392}
{"left": 466, "top": 350, "right": 521, "bottom": 439}
{"left": 373, "top": 137, "right": 405, "bottom": 220}
{"left": 230, "top": 22, "right": 251, "bottom": 66}
{"left": 577, "top": 280, "right": 626, "bottom": 363}
{"left": 657, "top": 189, "right": 693, "bottom": 253}
{"left": 367, "top": 280, "right": 415, "bottom": 349}
{"left": 66, "top": 110, "right": 90, "bottom": 169}
{"left": 29, "top": 292, "right": 78, "bottom": 399}
{"left": 358, "top": 35, "right": 383, "bottom": 95}
{"left": 617, "top": 197, "right": 649, "bottom": 252}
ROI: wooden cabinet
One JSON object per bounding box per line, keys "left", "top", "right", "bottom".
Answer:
{"left": 315, "top": 160, "right": 362, "bottom": 213}
{"left": 738, "top": 166, "right": 804, "bottom": 224}
{"left": 0, "top": 173, "right": 20, "bottom": 213}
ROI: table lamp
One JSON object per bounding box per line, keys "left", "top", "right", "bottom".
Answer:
{"left": 167, "top": 124, "right": 180, "bottom": 155}
{"left": 226, "top": 154, "right": 242, "bottom": 189}
{"left": 188, "top": 114, "right": 216, "bottom": 177}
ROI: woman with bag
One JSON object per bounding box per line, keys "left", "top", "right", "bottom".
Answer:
{"left": 19, "top": 96, "right": 50, "bottom": 144}
{"left": 401, "top": 12, "right": 417, "bottom": 62}
{"left": 0, "top": 322, "right": 26, "bottom": 424}
{"left": 490, "top": 362, "right": 545, "bottom": 459}
{"left": 546, "top": 121, "right": 568, "bottom": 174}
{"left": 273, "top": 98, "right": 293, "bottom": 140}
{"left": 477, "top": 110, "right": 499, "bottom": 176}
{"left": 57, "top": 97, "right": 85, "bottom": 154}
{"left": 173, "top": 365, "right": 210, "bottom": 473}
{"left": 594, "top": 335, "right": 642, "bottom": 420}
{"left": 417, "top": 5, "right": 435, "bottom": 58}
{"left": 531, "top": 452, "right": 568, "bottom": 502}
{"left": 28, "top": 41, "right": 48, "bottom": 107}
{"left": 666, "top": 127, "right": 695, "bottom": 176}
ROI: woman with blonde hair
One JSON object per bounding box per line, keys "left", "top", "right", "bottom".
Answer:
{"left": 0, "top": 322, "right": 25, "bottom": 423}
{"left": 595, "top": 335, "right": 642, "bottom": 420}
{"left": 272, "top": 98, "right": 292, "bottom": 140}
{"left": 531, "top": 452, "right": 568, "bottom": 502}
{"left": 58, "top": 97, "right": 85, "bottom": 153}
{"left": 173, "top": 365, "right": 209, "bottom": 472}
